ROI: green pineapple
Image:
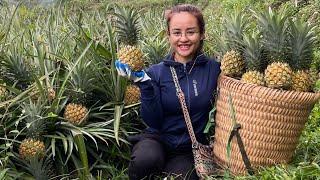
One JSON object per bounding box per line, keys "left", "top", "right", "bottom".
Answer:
{"left": 220, "top": 10, "right": 248, "bottom": 78}
{"left": 241, "top": 32, "right": 265, "bottom": 86}
{"left": 253, "top": 8, "right": 293, "bottom": 89}
{"left": 114, "top": 5, "right": 144, "bottom": 71}
{"left": 287, "top": 18, "right": 317, "bottom": 92}
{"left": 63, "top": 60, "right": 94, "bottom": 126}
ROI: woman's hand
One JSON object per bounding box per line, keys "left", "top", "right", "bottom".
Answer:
{"left": 115, "top": 60, "right": 151, "bottom": 82}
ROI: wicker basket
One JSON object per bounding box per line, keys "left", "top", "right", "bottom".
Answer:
{"left": 213, "top": 75, "right": 320, "bottom": 175}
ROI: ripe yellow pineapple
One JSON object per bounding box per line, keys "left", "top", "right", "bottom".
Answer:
{"left": 292, "top": 70, "right": 313, "bottom": 92}
{"left": 114, "top": 6, "right": 144, "bottom": 71}
{"left": 265, "top": 62, "right": 292, "bottom": 89}
{"left": 219, "top": 10, "right": 248, "bottom": 78}
{"left": 117, "top": 45, "right": 144, "bottom": 71}
{"left": 242, "top": 71, "right": 265, "bottom": 86}
{"left": 253, "top": 8, "right": 292, "bottom": 89}
{"left": 19, "top": 138, "right": 45, "bottom": 160}
{"left": 240, "top": 32, "right": 265, "bottom": 86}
{"left": 64, "top": 103, "right": 88, "bottom": 126}
{"left": 221, "top": 50, "right": 245, "bottom": 78}
{"left": 124, "top": 85, "right": 140, "bottom": 105}
{"left": 287, "top": 19, "right": 317, "bottom": 92}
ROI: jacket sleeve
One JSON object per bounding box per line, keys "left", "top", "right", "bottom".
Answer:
{"left": 136, "top": 66, "right": 163, "bottom": 131}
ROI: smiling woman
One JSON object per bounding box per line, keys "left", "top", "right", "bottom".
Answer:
{"left": 115, "top": 3, "right": 221, "bottom": 180}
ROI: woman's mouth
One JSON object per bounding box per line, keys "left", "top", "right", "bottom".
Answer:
{"left": 178, "top": 44, "right": 191, "bottom": 51}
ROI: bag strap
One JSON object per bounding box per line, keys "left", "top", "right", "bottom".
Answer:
{"left": 227, "top": 95, "right": 254, "bottom": 175}
{"left": 227, "top": 124, "right": 254, "bottom": 175}
{"left": 170, "top": 66, "right": 199, "bottom": 147}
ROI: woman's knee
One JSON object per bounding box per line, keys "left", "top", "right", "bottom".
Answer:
{"left": 129, "top": 138, "right": 165, "bottom": 179}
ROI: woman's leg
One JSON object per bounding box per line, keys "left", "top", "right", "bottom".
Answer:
{"left": 128, "top": 138, "right": 165, "bottom": 180}
{"left": 163, "top": 152, "right": 199, "bottom": 180}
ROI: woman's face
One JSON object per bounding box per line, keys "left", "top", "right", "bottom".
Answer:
{"left": 167, "top": 12, "right": 204, "bottom": 63}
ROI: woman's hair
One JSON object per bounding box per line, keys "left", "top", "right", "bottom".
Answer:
{"left": 164, "top": 4, "right": 205, "bottom": 35}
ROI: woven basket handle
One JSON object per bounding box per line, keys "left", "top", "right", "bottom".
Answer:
{"left": 170, "top": 66, "right": 199, "bottom": 147}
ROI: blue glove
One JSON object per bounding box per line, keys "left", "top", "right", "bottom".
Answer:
{"left": 115, "top": 60, "right": 151, "bottom": 82}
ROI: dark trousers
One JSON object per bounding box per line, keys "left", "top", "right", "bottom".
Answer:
{"left": 128, "top": 137, "right": 199, "bottom": 180}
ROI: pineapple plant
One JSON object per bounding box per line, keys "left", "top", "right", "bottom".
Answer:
{"left": 253, "top": 8, "right": 293, "bottom": 89}
{"left": 114, "top": 5, "right": 144, "bottom": 105}
{"left": 63, "top": 60, "right": 94, "bottom": 126}
{"left": 220, "top": 10, "right": 248, "bottom": 78}
{"left": 114, "top": 5, "right": 144, "bottom": 71}
{"left": 18, "top": 102, "right": 47, "bottom": 160}
{"left": 287, "top": 18, "right": 317, "bottom": 92}
{"left": 241, "top": 32, "right": 265, "bottom": 86}
{"left": 124, "top": 84, "right": 141, "bottom": 105}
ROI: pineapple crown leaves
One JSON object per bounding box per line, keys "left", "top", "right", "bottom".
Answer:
{"left": 0, "top": 50, "right": 34, "bottom": 90}
{"left": 223, "top": 9, "right": 249, "bottom": 52}
{"left": 288, "top": 18, "right": 317, "bottom": 70}
{"left": 113, "top": 5, "right": 141, "bottom": 46}
{"left": 14, "top": 155, "right": 55, "bottom": 180}
{"left": 66, "top": 59, "right": 96, "bottom": 102}
{"left": 251, "top": 7, "right": 290, "bottom": 62}
{"left": 241, "top": 31, "right": 265, "bottom": 72}
{"left": 20, "top": 101, "right": 48, "bottom": 139}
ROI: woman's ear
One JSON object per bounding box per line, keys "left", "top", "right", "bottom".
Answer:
{"left": 200, "top": 34, "right": 205, "bottom": 40}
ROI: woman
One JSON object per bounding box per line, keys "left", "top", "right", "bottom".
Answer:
{"left": 115, "top": 4, "right": 221, "bottom": 180}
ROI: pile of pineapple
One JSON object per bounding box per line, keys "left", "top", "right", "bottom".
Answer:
{"left": 219, "top": 8, "right": 318, "bottom": 92}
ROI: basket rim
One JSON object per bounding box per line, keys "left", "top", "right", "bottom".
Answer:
{"left": 218, "top": 75, "right": 320, "bottom": 104}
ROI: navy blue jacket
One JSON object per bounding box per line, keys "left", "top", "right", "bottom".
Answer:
{"left": 137, "top": 52, "right": 221, "bottom": 151}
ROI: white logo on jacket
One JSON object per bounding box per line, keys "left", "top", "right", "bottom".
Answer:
{"left": 193, "top": 80, "right": 198, "bottom": 96}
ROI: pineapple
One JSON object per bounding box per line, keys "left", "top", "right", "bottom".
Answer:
{"left": 63, "top": 60, "right": 94, "bottom": 126}
{"left": 117, "top": 45, "right": 144, "bottom": 71}
{"left": 287, "top": 18, "right": 317, "bottom": 92}
{"left": 114, "top": 5, "right": 144, "bottom": 71}
{"left": 18, "top": 101, "right": 47, "bottom": 160}
{"left": 220, "top": 10, "right": 248, "bottom": 78}
{"left": 241, "top": 32, "right": 265, "bottom": 86}
{"left": 63, "top": 103, "right": 88, "bottom": 126}
{"left": 19, "top": 138, "right": 45, "bottom": 160}
{"left": 265, "top": 62, "right": 292, "bottom": 89}
{"left": 253, "top": 8, "right": 292, "bottom": 89}
{"left": 221, "top": 50, "right": 245, "bottom": 78}
{"left": 124, "top": 85, "right": 141, "bottom": 105}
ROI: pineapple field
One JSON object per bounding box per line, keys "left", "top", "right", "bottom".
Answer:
{"left": 0, "top": 0, "right": 320, "bottom": 179}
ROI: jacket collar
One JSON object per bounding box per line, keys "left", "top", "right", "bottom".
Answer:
{"left": 163, "top": 51, "right": 208, "bottom": 67}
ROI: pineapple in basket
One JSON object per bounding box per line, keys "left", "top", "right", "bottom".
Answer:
{"left": 63, "top": 60, "right": 95, "bottom": 126}
{"left": 241, "top": 31, "right": 265, "bottom": 86}
{"left": 287, "top": 18, "right": 317, "bottom": 92}
{"left": 220, "top": 10, "right": 248, "bottom": 78}
{"left": 124, "top": 84, "right": 141, "bottom": 105}
{"left": 253, "top": 8, "right": 292, "bottom": 89}
{"left": 114, "top": 5, "right": 144, "bottom": 72}
{"left": 18, "top": 101, "right": 46, "bottom": 160}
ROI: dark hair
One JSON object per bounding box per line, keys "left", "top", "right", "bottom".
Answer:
{"left": 164, "top": 4, "right": 205, "bottom": 52}
{"left": 164, "top": 4, "right": 205, "bottom": 35}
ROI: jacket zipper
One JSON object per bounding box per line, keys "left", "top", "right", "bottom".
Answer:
{"left": 183, "top": 64, "right": 191, "bottom": 111}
